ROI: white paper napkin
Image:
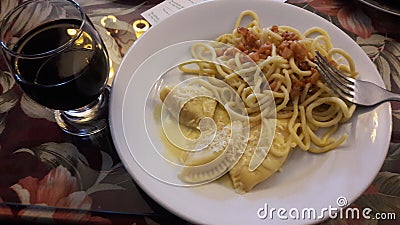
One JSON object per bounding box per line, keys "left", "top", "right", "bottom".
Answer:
{"left": 141, "top": 0, "right": 286, "bottom": 25}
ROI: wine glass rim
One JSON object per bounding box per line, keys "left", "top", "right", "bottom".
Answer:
{"left": 0, "top": 0, "right": 86, "bottom": 59}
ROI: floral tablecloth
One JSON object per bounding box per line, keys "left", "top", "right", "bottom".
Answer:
{"left": 0, "top": 0, "right": 399, "bottom": 224}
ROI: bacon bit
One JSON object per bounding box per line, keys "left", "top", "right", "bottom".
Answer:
{"left": 237, "top": 27, "right": 259, "bottom": 49}
{"left": 234, "top": 27, "right": 275, "bottom": 62}
{"left": 271, "top": 25, "right": 279, "bottom": 33}
{"left": 281, "top": 47, "right": 293, "bottom": 59}
{"left": 236, "top": 24, "right": 319, "bottom": 97}
{"left": 291, "top": 41, "right": 307, "bottom": 61}
{"left": 234, "top": 25, "right": 303, "bottom": 64}
{"left": 249, "top": 52, "right": 259, "bottom": 61}
{"left": 277, "top": 40, "right": 308, "bottom": 61}
{"left": 309, "top": 69, "right": 320, "bottom": 84}
{"left": 282, "top": 31, "right": 299, "bottom": 41}
{"left": 297, "top": 61, "right": 310, "bottom": 71}
{"left": 291, "top": 78, "right": 305, "bottom": 96}
{"left": 259, "top": 43, "right": 269, "bottom": 52}
{"left": 259, "top": 43, "right": 272, "bottom": 56}
{"left": 290, "top": 68, "right": 321, "bottom": 97}
{"left": 277, "top": 41, "right": 290, "bottom": 57}
{"left": 237, "top": 26, "right": 248, "bottom": 36}
{"left": 279, "top": 40, "right": 291, "bottom": 49}
{"left": 246, "top": 32, "right": 258, "bottom": 48}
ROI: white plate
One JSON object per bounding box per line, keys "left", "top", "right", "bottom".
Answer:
{"left": 110, "top": 0, "right": 392, "bottom": 224}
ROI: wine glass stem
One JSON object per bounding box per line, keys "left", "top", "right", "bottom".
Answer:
{"left": 54, "top": 89, "right": 109, "bottom": 136}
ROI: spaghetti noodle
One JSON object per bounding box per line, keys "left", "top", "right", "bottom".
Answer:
{"left": 159, "top": 10, "right": 357, "bottom": 192}
{"left": 179, "top": 10, "right": 356, "bottom": 153}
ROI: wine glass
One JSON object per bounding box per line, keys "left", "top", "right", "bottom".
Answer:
{"left": 0, "top": 0, "right": 109, "bottom": 136}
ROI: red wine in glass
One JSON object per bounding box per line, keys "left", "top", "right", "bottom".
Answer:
{"left": 13, "top": 19, "right": 109, "bottom": 110}
{"left": 0, "top": 0, "right": 110, "bottom": 136}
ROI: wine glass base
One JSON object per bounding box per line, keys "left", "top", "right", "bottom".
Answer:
{"left": 54, "top": 88, "right": 109, "bottom": 136}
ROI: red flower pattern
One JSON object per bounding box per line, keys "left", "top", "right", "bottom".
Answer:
{"left": 287, "top": 0, "right": 376, "bottom": 38}
{"left": 8, "top": 166, "right": 111, "bottom": 224}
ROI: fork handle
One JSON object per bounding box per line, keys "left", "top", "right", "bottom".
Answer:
{"left": 356, "top": 81, "right": 400, "bottom": 106}
{"left": 374, "top": 84, "right": 400, "bottom": 104}
{"left": 384, "top": 90, "right": 400, "bottom": 102}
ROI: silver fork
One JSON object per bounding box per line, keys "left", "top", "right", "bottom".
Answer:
{"left": 314, "top": 51, "right": 400, "bottom": 106}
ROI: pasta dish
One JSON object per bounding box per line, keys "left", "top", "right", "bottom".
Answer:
{"left": 158, "top": 10, "right": 357, "bottom": 193}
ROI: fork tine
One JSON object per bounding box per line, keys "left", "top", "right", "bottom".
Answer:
{"left": 315, "top": 53, "right": 355, "bottom": 101}
{"left": 316, "top": 62, "right": 354, "bottom": 100}
{"left": 315, "top": 51, "right": 354, "bottom": 86}
{"left": 315, "top": 62, "right": 353, "bottom": 100}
